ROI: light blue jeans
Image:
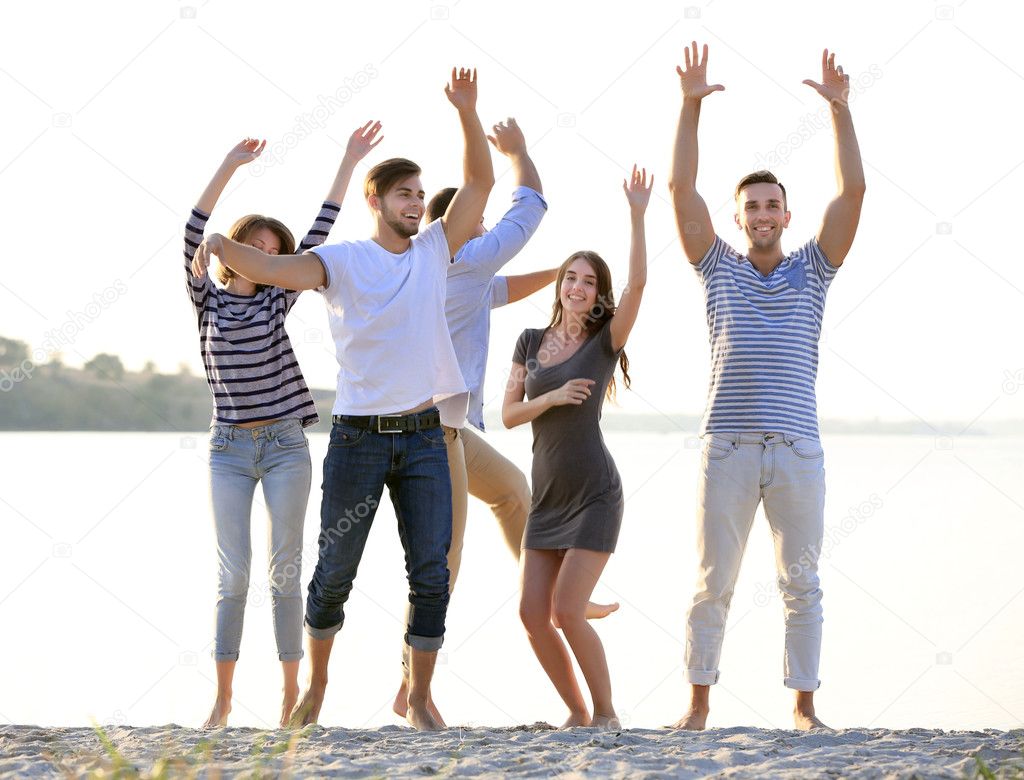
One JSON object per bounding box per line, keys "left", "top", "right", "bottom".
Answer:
{"left": 208, "top": 419, "right": 311, "bottom": 662}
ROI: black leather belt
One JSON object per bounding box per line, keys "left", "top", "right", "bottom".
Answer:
{"left": 332, "top": 409, "right": 441, "bottom": 433}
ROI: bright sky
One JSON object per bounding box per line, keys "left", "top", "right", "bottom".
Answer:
{"left": 2, "top": 0, "right": 1022, "bottom": 427}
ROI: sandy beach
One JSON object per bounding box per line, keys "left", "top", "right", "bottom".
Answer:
{"left": 2, "top": 723, "right": 1021, "bottom": 778}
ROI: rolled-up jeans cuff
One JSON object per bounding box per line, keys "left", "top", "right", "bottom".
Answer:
{"left": 278, "top": 650, "right": 304, "bottom": 662}
{"left": 686, "top": 668, "right": 720, "bottom": 685}
{"left": 784, "top": 676, "right": 820, "bottom": 691}
{"left": 213, "top": 651, "right": 240, "bottom": 662}
{"left": 406, "top": 632, "right": 444, "bottom": 652}
{"left": 304, "top": 618, "right": 343, "bottom": 641}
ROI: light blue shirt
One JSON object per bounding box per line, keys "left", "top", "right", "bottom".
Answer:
{"left": 445, "top": 186, "right": 548, "bottom": 430}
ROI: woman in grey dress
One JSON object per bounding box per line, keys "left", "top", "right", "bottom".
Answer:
{"left": 502, "top": 165, "right": 652, "bottom": 729}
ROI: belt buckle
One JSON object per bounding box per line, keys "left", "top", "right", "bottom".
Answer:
{"left": 377, "top": 415, "right": 404, "bottom": 434}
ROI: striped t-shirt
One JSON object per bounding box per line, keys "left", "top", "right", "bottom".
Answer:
{"left": 183, "top": 202, "right": 340, "bottom": 427}
{"left": 693, "top": 235, "right": 839, "bottom": 439}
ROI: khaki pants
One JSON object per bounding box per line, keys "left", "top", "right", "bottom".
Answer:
{"left": 443, "top": 425, "right": 530, "bottom": 590}
{"left": 685, "top": 432, "right": 826, "bottom": 691}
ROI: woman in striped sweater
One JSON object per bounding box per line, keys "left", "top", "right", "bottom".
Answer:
{"left": 184, "top": 122, "right": 382, "bottom": 728}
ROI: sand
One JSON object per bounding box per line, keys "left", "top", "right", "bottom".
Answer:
{"left": 1, "top": 723, "right": 1022, "bottom": 778}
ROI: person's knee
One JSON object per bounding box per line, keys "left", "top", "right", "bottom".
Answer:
{"left": 552, "top": 596, "right": 586, "bottom": 631}
{"left": 268, "top": 558, "right": 302, "bottom": 596}
{"left": 218, "top": 566, "right": 249, "bottom": 599}
{"left": 778, "top": 575, "right": 822, "bottom": 609}
{"left": 519, "top": 597, "right": 550, "bottom": 633}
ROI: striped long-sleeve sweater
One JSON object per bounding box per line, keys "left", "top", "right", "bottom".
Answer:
{"left": 183, "top": 202, "right": 340, "bottom": 427}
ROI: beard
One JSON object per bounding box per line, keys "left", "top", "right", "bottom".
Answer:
{"left": 383, "top": 212, "right": 420, "bottom": 239}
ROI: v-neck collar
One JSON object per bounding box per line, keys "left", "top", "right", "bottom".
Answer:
{"left": 533, "top": 326, "right": 598, "bottom": 370}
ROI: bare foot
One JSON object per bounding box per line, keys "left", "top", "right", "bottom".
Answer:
{"left": 392, "top": 678, "right": 411, "bottom": 718}
{"left": 794, "top": 709, "right": 831, "bottom": 731}
{"left": 669, "top": 707, "right": 708, "bottom": 730}
{"left": 406, "top": 701, "right": 444, "bottom": 731}
{"left": 586, "top": 601, "right": 620, "bottom": 620}
{"left": 553, "top": 601, "right": 620, "bottom": 629}
{"left": 592, "top": 713, "right": 621, "bottom": 730}
{"left": 203, "top": 696, "right": 231, "bottom": 729}
{"left": 287, "top": 684, "right": 325, "bottom": 728}
{"left": 280, "top": 685, "right": 299, "bottom": 729}
{"left": 392, "top": 678, "right": 447, "bottom": 727}
{"left": 560, "top": 711, "right": 592, "bottom": 728}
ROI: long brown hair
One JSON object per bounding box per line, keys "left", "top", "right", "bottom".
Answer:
{"left": 217, "top": 215, "right": 296, "bottom": 288}
{"left": 548, "top": 251, "right": 631, "bottom": 401}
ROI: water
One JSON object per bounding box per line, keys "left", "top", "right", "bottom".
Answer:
{"left": 1, "top": 431, "right": 1022, "bottom": 730}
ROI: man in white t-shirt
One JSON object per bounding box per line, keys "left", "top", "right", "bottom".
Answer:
{"left": 193, "top": 67, "right": 494, "bottom": 731}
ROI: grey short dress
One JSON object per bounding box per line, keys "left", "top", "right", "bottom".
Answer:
{"left": 513, "top": 320, "right": 624, "bottom": 553}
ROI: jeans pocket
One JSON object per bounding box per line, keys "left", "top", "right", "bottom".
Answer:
{"left": 417, "top": 426, "right": 447, "bottom": 450}
{"left": 704, "top": 437, "right": 735, "bottom": 461}
{"left": 210, "top": 434, "right": 229, "bottom": 452}
{"left": 329, "top": 423, "right": 366, "bottom": 448}
{"left": 790, "top": 438, "right": 824, "bottom": 459}
{"left": 274, "top": 427, "right": 308, "bottom": 450}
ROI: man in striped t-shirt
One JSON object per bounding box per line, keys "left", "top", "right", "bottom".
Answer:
{"left": 669, "top": 44, "right": 865, "bottom": 730}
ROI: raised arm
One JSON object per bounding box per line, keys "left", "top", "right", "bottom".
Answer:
{"left": 803, "top": 49, "right": 865, "bottom": 267}
{"left": 488, "top": 118, "right": 541, "bottom": 194}
{"left": 193, "top": 234, "right": 326, "bottom": 291}
{"left": 441, "top": 68, "right": 495, "bottom": 257}
{"left": 610, "top": 166, "right": 652, "bottom": 352}
{"left": 296, "top": 121, "right": 384, "bottom": 254}
{"left": 460, "top": 117, "right": 550, "bottom": 276}
{"left": 669, "top": 42, "right": 724, "bottom": 265}
{"left": 196, "top": 138, "right": 265, "bottom": 217}
{"left": 501, "top": 268, "right": 558, "bottom": 305}
{"left": 183, "top": 139, "right": 265, "bottom": 311}
{"left": 325, "top": 121, "right": 383, "bottom": 204}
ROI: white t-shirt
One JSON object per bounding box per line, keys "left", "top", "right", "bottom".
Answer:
{"left": 310, "top": 219, "right": 469, "bottom": 427}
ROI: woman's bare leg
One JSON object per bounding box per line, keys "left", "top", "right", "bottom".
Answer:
{"left": 520, "top": 549, "right": 590, "bottom": 726}
{"left": 553, "top": 548, "right": 618, "bottom": 728}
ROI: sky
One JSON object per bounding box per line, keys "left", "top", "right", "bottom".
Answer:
{"left": 2, "top": 0, "right": 1022, "bottom": 429}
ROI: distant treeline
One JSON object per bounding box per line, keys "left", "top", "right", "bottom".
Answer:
{"left": 0, "top": 336, "right": 334, "bottom": 432}
{"left": 1, "top": 336, "right": 1021, "bottom": 434}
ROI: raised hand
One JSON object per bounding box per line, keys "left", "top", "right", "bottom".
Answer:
{"left": 803, "top": 49, "right": 850, "bottom": 109}
{"left": 444, "top": 67, "right": 478, "bottom": 112}
{"left": 345, "top": 120, "right": 383, "bottom": 162}
{"left": 487, "top": 117, "right": 526, "bottom": 157}
{"left": 676, "top": 42, "right": 724, "bottom": 101}
{"left": 622, "top": 164, "right": 653, "bottom": 215}
{"left": 549, "top": 378, "right": 595, "bottom": 407}
{"left": 224, "top": 138, "right": 266, "bottom": 167}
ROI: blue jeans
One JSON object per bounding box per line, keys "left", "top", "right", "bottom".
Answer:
{"left": 208, "top": 419, "right": 311, "bottom": 662}
{"left": 305, "top": 417, "right": 452, "bottom": 651}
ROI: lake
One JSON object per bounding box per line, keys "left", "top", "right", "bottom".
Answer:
{"left": 1, "top": 430, "right": 1021, "bottom": 731}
